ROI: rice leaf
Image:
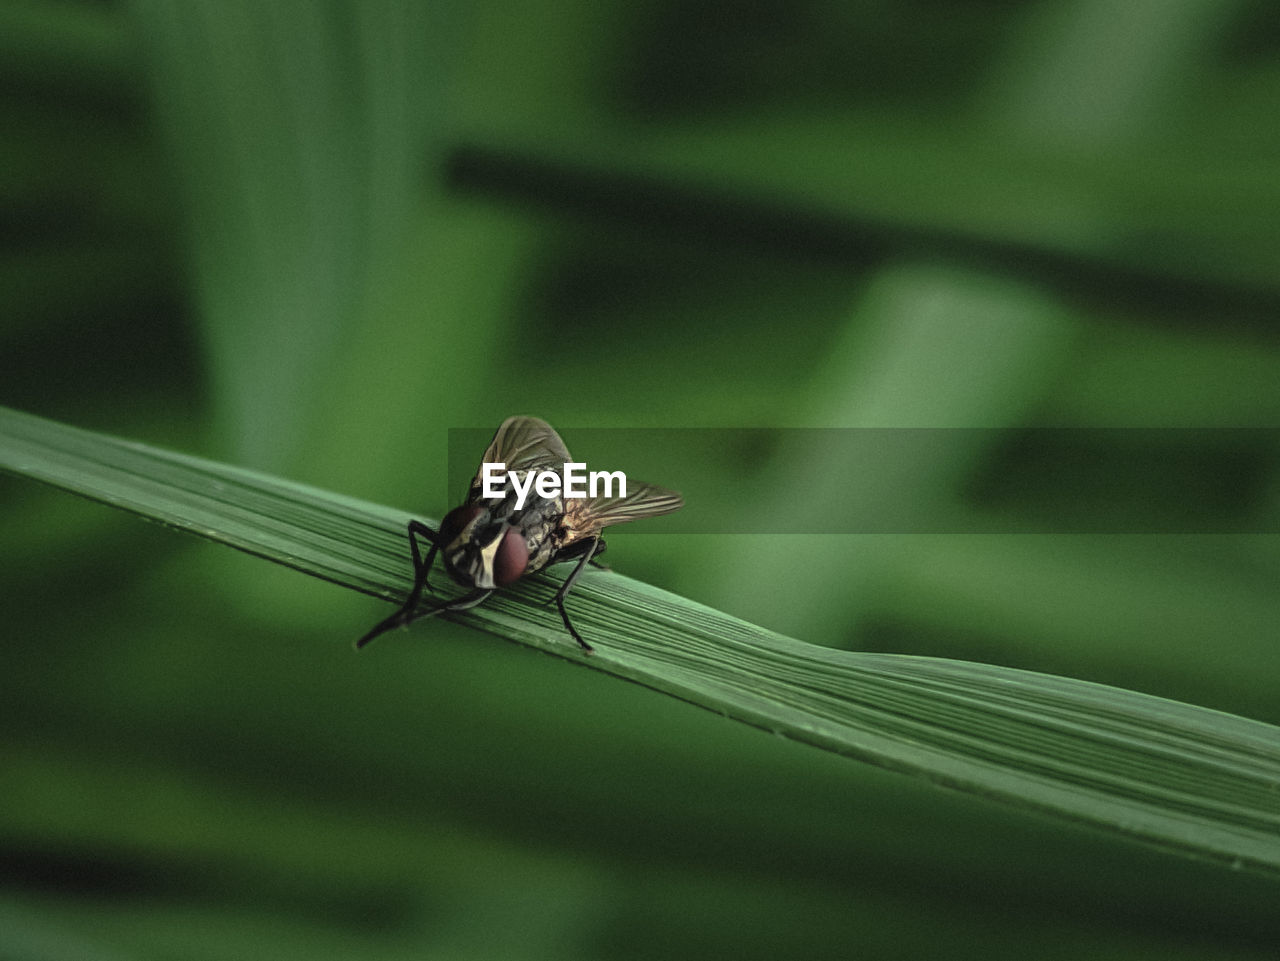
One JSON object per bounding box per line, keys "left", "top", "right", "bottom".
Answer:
{"left": 2, "top": 403, "right": 1277, "bottom": 876}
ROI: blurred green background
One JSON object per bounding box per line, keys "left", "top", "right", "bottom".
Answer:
{"left": 3, "top": 1, "right": 1280, "bottom": 958}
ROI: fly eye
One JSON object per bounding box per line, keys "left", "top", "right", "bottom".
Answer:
{"left": 493, "top": 527, "right": 528, "bottom": 587}
{"left": 439, "top": 504, "right": 484, "bottom": 546}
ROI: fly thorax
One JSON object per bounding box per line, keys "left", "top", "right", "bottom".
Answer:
{"left": 442, "top": 519, "right": 504, "bottom": 590}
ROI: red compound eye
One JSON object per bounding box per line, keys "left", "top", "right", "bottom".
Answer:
{"left": 439, "top": 504, "right": 483, "bottom": 546}
{"left": 493, "top": 527, "right": 528, "bottom": 587}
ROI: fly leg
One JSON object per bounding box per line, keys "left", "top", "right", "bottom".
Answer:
{"left": 432, "top": 588, "right": 495, "bottom": 613}
{"left": 539, "top": 538, "right": 598, "bottom": 608}
{"left": 355, "top": 519, "right": 444, "bottom": 649}
{"left": 355, "top": 586, "right": 493, "bottom": 650}
{"left": 407, "top": 520, "right": 440, "bottom": 593}
{"left": 550, "top": 537, "right": 603, "bottom": 654}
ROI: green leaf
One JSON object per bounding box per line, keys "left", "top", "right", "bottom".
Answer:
{"left": 3, "top": 403, "right": 1278, "bottom": 876}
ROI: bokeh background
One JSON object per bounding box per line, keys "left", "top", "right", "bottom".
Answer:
{"left": 4, "top": 1, "right": 1280, "bottom": 958}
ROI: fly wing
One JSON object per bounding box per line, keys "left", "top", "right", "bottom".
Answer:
{"left": 565, "top": 480, "right": 684, "bottom": 539}
{"left": 469, "top": 416, "right": 572, "bottom": 493}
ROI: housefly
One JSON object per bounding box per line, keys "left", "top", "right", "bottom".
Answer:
{"left": 355, "top": 416, "right": 683, "bottom": 653}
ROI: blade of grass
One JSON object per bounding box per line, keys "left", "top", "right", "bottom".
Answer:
{"left": 2, "top": 403, "right": 1278, "bottom": 877}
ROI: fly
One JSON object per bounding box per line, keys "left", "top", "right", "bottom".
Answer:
{"left": 355, "top": 416, "right": 683, "bottom": 653}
